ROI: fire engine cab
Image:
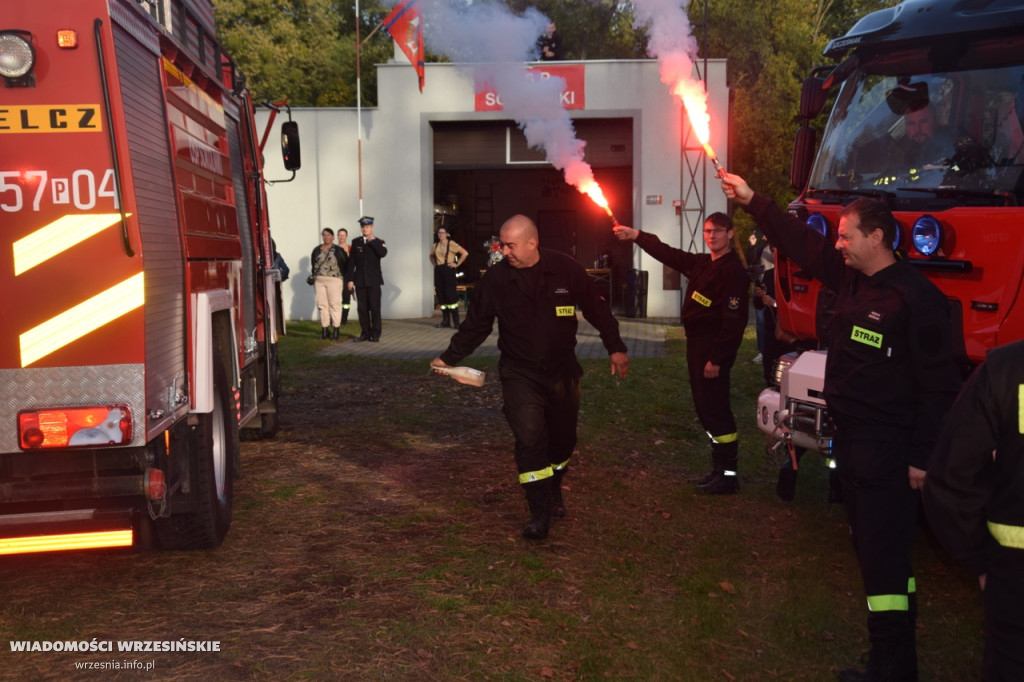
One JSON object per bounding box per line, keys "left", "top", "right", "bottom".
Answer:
{"left": 0, "top": 0, "right": 298, "bottom": 554}
{"left": 758, "top": 0, "right": 1024, "bottom": 455}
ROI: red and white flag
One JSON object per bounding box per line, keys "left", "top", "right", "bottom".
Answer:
{"left": 383, "top": 1, "right": 425, "bottom": 92}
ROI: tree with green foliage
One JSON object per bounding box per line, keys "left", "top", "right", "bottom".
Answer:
{"left": 212, "top": 0, "right": 395, "bottom": 107}
{"left": 504, "top": 0, "right": 648, "bottom": 60}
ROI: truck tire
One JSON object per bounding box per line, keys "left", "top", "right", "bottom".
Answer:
{"left": 156, "top": 361, "right": 237, "bottom": 550}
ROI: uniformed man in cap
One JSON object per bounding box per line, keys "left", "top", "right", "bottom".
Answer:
{"left": 345, "top": 216, "right": 387, "bottom": 342}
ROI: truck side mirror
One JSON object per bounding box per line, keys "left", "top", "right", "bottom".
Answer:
{"left": 799, "top": 77, "right": 828, "bottom": 119}
{"left": 281, "top": 121, "right": 301, "bottom": 171}
{"left": 791, "top": 126, "right": 817, "bottom": 192}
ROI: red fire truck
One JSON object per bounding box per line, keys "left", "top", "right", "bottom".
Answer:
{"left": 758, "top": 0, "right": 1024, "bottom": 454}
{"left": 0, "top": 0, "right": 298, "bottom": 554}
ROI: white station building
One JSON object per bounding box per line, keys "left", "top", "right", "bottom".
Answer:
{"left": 257, "top": 55, "right": 729, "bottom": 322}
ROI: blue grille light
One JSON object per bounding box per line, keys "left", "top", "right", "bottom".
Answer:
{"left": 807, "top": 213, "right": 828, "bottom": 238}
{"left": 912, "top": 216, "right": 942, "bottom": 256}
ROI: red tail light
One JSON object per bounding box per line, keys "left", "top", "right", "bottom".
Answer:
{"left": 18, "top": 404, "right": 132, "bottom": 450}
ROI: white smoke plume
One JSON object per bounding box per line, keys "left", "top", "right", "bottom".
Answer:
{"left": 412, "top": 0, "right": 602, "bottom": 197}
{"left": 632, "top": 0, "right": 699, "bottom": 89}
{"left": 630, "top": 0, "right": 711, "bottom": 145}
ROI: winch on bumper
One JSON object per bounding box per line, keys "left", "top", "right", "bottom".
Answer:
{"left": 756, "top": 350, "right": 834, "bottom": 455}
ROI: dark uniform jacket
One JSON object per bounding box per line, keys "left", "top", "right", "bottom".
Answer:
{"left": 925, "top": 340, "right": 1024, "bottom": 575}
{"left": 345, "top": 236, "right": 387, "bottom": 286}
{"left": 440, "top": 248, "right": 627, "bottom": 370}
{"left": 746, "top": 192, "right": 960, "bottom": 468}
{"left": 633, "top": 231, "right": 749, "bottom": 368}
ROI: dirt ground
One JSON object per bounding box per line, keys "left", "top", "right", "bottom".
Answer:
{"left": 0, "top": 362, "right": 584, "bottom": 680}
{"left": 0, "top": 349, "right": 984, "bottom": 681}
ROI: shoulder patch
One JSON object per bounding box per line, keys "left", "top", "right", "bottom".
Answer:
{"left": 728, "top": 297, "right": 740, "bottom": 310}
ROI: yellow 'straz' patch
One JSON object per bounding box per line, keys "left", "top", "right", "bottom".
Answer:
{"left": 556, "top": 305, "right": 576, "bottom": 317}
{"left": 851, "top": 325, "right": 883, "bottom": 348}
{"left": 691, "top": 291, "right": 712, "bottom": 308}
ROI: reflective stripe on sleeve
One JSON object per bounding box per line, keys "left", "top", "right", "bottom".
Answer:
{"left": 989, "top": 521, "right": 1024, "bottom": 549}
{"left": 1018, "top": 383, "right": 1023, "bottom": 434}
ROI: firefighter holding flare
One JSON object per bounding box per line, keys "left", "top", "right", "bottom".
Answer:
{"left": 719, "top": 169, "right": 960, "bottom": 682}
{"left": 613, "top": 214, "right": 749, "bottom": 495}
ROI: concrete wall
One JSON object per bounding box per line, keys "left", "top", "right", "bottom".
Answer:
{"left": 258, "top": 58, "right": 729, "bottom": 321}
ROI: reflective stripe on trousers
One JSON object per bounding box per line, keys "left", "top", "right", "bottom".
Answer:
{"left": 706, "top": 431, "right": 738, "bottom": 444}
{"left": 518, "top": 466, "right": 553, "bottom": 485}
{"left": 866, "top": 577, "right": 917, "bottom": 612}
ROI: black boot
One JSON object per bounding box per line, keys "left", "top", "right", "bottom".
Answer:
{"left": 700, "top": 473, "right": 739, "bottom": 495}
{"left": 776, "top": 460, "right": 798, "bottom": 501}
{"left": 451, "top": 309, "right": 460, "bottom": 328}
{"left": 688, "top": 470, "right": 718, "bottom": 485}
{"left": 828, "top": 468, "right": 844, "bottom": 504}
{"left": 698, "top": 441, "right": 739, "bottom": 495}
{"left": 341, "top": 308, "right": 349, "bottom": 325}
{"left": 320, "top": 327, "right": 329, "bottom": 339}
{"left": 522, "top": 480, "right": 552, "bottom": 540}
{"left": 551, "top": 468, "right": 567, "bottom": 519}
{"left": 843, "top": 612, "right": 917, "bottom": 682}
{"left": 436, "top": 309, "right": 451, "bottom": 328}
{"left": 332, "top": 326, "right": 340, "bottom": 340}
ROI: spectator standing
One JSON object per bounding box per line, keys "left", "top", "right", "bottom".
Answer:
{"left": 537, "top": 22, "right": 564, "bottom": 61}
{"left": 747, "top": 231, "right": 767, "bottom": 363}
{"left": 430, "top": 227, "right": 469, "bottom": 328}
{"left": 310, "top": 227, "right": 348, "bottom": 340}
{"left": 337, "top": 228, "right": 353, "bottom": 325}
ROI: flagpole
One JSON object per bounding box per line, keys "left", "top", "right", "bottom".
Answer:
{"left": 356, "top": 0, "right": 364, "bottom": 217}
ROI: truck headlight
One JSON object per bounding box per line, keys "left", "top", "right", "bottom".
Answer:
{"left": 806, "top": 213, "right": 828, "bottom": 238}
{"left": 912, "top": 215, "right": 942, "bottom": 256}
{"left": 0, "top": 31, "right": 35, "bottom": 80}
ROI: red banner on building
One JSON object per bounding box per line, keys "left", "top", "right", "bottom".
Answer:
{"left": 475, "top": 65, "right": 585, "bottom": 112}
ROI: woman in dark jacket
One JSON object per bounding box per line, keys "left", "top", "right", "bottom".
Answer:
{"left": 310, "top": 227, "right": 349, "bottom": 340}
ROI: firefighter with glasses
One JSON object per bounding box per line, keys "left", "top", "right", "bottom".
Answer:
{"left": 614, "top": 213, "right": 749, "bottom": 495}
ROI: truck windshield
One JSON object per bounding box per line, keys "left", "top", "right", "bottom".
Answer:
{"left": 808, "top": 64, "right": 1024, "bottom": 206}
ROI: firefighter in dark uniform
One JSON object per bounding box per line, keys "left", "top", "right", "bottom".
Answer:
{"left": 721, "top": 172, "right": 960, "bottom": 682}
{"left": 924, "top": 339, "right": 1024, "bottom": 682}
{"left": 431, "top": 214, "right": 629, "bottom": 540}
{"left": 345, "top": 216, "right": 387, "bottom": 342}
{"left": 613, "top": 213, "right": 749, "bottom": 495}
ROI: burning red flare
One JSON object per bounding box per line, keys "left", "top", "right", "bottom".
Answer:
{"left": 582, "top": 181, "right": 613, "bottom": 217}
{"left": 676, "top": 79, "right": 723, "bottom": 172}
{"left": 580, "top": 180, "right": 619, "bottom": 225}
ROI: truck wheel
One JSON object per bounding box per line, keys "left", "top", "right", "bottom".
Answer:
{"left": 156, "top": 361, "right": 238, "bottom": 550}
